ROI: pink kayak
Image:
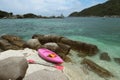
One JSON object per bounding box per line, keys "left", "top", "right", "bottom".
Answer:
{"left": 38, "top": 48, "right": 64, "bottom": 64}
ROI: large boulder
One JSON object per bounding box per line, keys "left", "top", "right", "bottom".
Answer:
{"left": 0, "top": 39, "right": 20, "bottom": 50}
{"left": 0, "top": 57, "right": 28, "bottom": 80}
{"left": 43, "top": 42, "right": 59, "bottom": 52}
{"left": 26, "top": 39, "right": 42, "bottom": 50}
{"left": 24, "top": 70, "right": 69, "bottom": 80}
{"left": 100, "top": 52, "right": 111, "bottom": 61}
{"left": 1, "top": 35, "right": 27, "bottom": 48}
{"left": 60, "top": 38, "right": 99, "bottom": 56}
{"left": 32, "top": 34, "right": 63, "bottom": 44}
{"left": 114, "top": 58, "right": 120, "bottom": 65}
{"left": 81, "top": 58, "right": 113, "bottom": 78}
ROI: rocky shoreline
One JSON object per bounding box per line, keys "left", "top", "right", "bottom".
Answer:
{"left": 0, "top": 34, "right": 119, "bottom": 80}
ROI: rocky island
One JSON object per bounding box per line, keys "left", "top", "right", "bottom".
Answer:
{"left": 69, "top": 0, "right": 120, "bottom": 17}
{"left": 0, "top": 10, "right": 64, "bottom": 19}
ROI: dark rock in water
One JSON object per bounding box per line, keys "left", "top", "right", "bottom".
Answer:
{"left": 32, "top": 34, "right": 63, "bottom": 44}
{"left": 0, "top": 48, "right": 3, "bottom": 52}
{"left": 0, "top": 57, "right": 28, "bottom": 80}
{"left": 60, "top": 37, "right": 99, "bottom": 56}
{"left": 114, "top": 58, "right": 120, "bottom": 65}
{"left": 81, "top": 58, "right": 113, "bottom": 78}
{"left": 0, "top": 39, "right": 20, "bottom": 50}
{"left": 26, "top": 39, "right": 42, "bottom": 50}
{"left": 1, "top": 34, "right": 27, "bottom": 48}
{"left": 100, "top": 52, "right": 111, "bottom": 61}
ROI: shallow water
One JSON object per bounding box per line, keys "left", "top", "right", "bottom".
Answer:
{"left": 0, "top": 17, "right": 120, "bottom": 80}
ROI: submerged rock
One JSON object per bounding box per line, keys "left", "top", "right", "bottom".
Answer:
{"left": 100, "top": 52, "right": 111, "bottom": 61}
{"left": 114, "top": 58, "right": 120, "bottom": 65}
{"left": 0, "top": 48, "right": 3, "bottom": 52}
{"left": 0, "top": 57, "right": 28, "bottom": 80}
{"left": 81, "top": 58, "right": 113, "bottom": 78}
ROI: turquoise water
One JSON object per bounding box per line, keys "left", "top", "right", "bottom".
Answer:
{"left": 0, "top": 17, "right": 120, "bottom": 55}
{"left": 0, "top": 17, "right": 120, "bottom": 46}
{"left": 0, "top": 17, "right": 120, "bottom": 79}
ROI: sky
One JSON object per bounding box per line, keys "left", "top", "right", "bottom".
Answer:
{"left": 0, "top": 0, "right": 107, "bottom": 16}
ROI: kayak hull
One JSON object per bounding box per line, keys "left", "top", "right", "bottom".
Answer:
{"left": 38, "top": 48, "right": 63, "bottom": 64}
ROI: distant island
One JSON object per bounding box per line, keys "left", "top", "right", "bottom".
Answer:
{"left": 69, "top": 0, "right": 120, "bottom": 17}
{"left": 0, "top": 10, "right": 64, "bottom": 19}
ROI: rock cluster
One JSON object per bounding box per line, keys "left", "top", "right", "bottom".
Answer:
{"left": 0, "top": 35, "right": 27, "bottom": 50}
{"left": 0, "top": 34, "right": 99, "bottom": 62}
{"left": 32, "top": 34, "right": 99, "bottom": 57}
{"left": 0, "top": 34, "right": 115, "bottom": 79}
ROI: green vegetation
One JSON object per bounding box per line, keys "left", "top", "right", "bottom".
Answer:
{"left": 0, "top": 10, "right": 13, "bottom": 18}
{"left": 69, "top": 0, "right": 120, "bottom": 17}
{"left": 0, "top": 10, "right": 64, "bottom": 19}
{"left": 23, "top": 13, "right": 39, "bottom": 18}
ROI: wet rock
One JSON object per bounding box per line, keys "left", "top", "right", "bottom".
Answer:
{"left": 0, "top": 57, "right": 28, "bottom": 80}
{"left": 26, "top": 39, "right": 42, "bottom": 50}
{"left": 0, "top": 39, "right": 20, "bottom": 50}
{"left": 100, "top": 52, "right": 111, "bottom": 61}
{"left": 1, "top": 34, "right": 27, "bottom": 48}
{"left": 81, "top": 58, "right": 113, "bottom": 78}
{"left": 114, "top": 58, "right": 120, "bottom": 65}
{"left": 60, "top": 37, "right": 99, "bottom": 56}
{"left": 32, "top": 34, "right": 63, "bottom": 44}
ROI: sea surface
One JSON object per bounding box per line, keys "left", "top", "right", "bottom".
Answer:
{"left": 0, "top": 17, "right": 120, "bottom": 80}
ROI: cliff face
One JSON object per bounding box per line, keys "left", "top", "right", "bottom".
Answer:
{"left": 69, "top": 0, "right": 120, "bottom": 17}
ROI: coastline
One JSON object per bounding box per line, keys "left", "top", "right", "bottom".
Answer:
{"left": 0, "top": 34, "right": 120, "bottom": 80}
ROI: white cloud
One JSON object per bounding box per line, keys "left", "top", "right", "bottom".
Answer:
{"left": 0, "top": 0, "right": 106, "bottom": 16}
{"left": 0, "top": 0, "right": 82, "bottom": 16}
